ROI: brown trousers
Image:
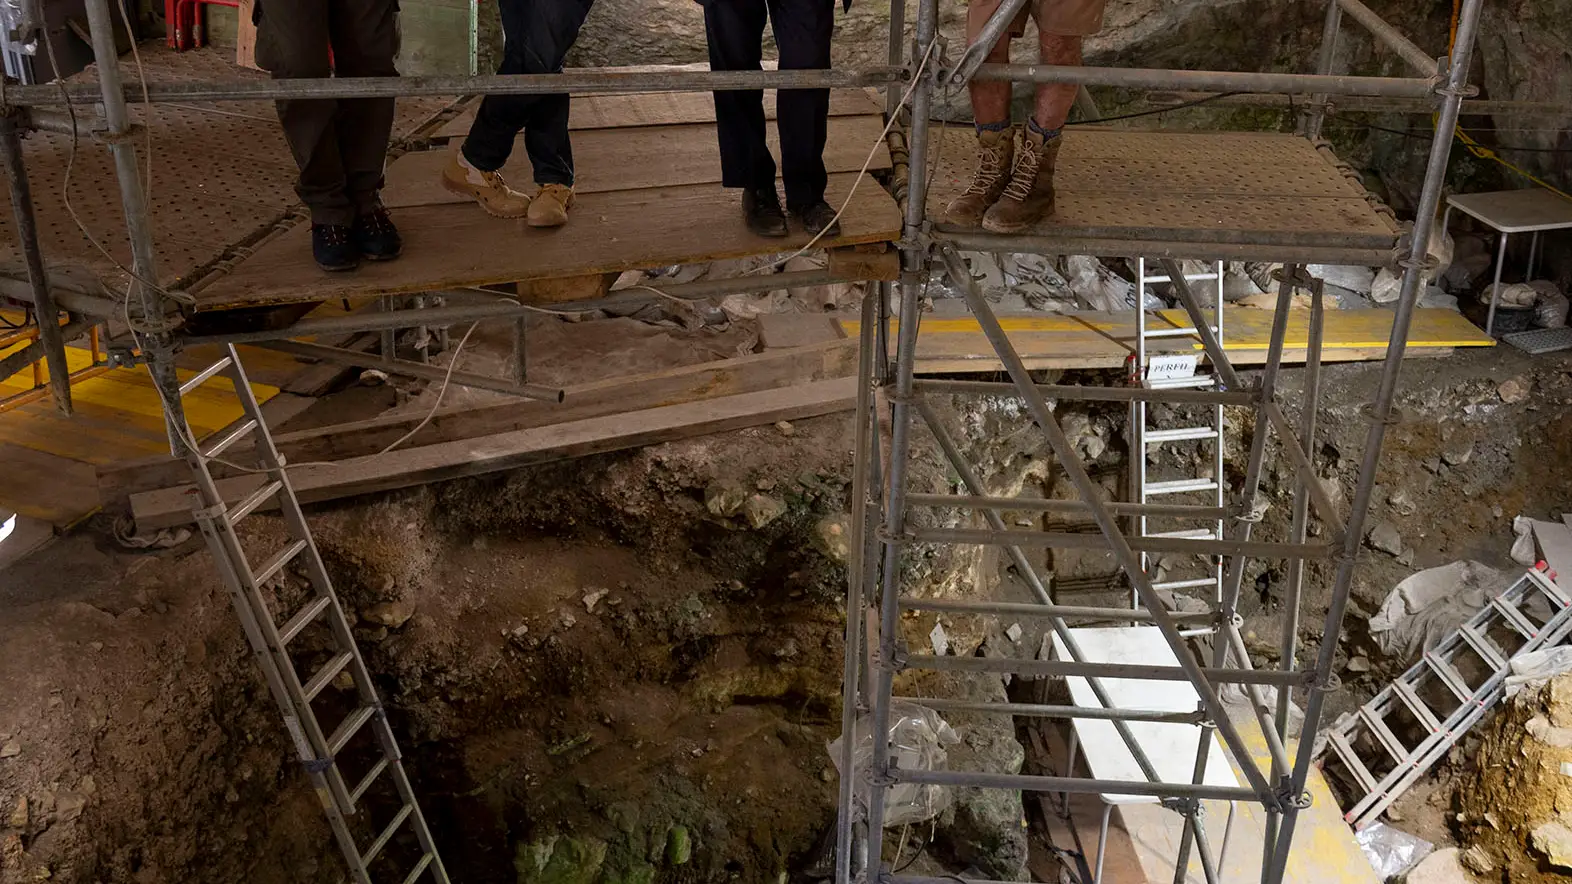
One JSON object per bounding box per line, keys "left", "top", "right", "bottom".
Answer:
{"left": 254, "top": 0, "right": 400, "bottom": 226}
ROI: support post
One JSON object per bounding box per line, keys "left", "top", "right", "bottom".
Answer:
{"left": 1265, "top": 0, "right": 1488, "bottom": 875}
{"left": 947, "top": 0, "right": 1031, "bottom": 87}
{"left": 1305, "top": 0, "right": 1344, "bottom": 138}
{"left": 0, "top": 111, "right": 72, "bottom": 414}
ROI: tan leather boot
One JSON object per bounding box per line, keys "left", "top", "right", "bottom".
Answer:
{"left": 982, "top": 127, "right": 1062, "bottom": 233}
{"left": 527, "top": 183, "right": 575, "bottom": 228}
{"left": 441, "top": 152, "right": 531, "bottom": 218}
{"left": 943, "top": 126, "right": 1016, "bottom": 227}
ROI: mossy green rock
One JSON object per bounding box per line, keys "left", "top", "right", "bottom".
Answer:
{"left": 665, "top": 825, "right": 692, "bottom": 866}
{"left": 514, "top": 835, "right": 608, "bottom": 884}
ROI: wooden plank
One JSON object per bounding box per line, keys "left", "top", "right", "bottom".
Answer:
{"left": 99, "top": 336, "right": 859, "bottom": 503}
{"left": 827, "top": 244, "right": 900, "bottom": 282}
{"left": 516, "top": 273, "right": 619, "bottom": 304}
{"left": 193, "top": 172, "right": 902, "bottom": 311}
{"left": 0, "top": 443, "right": 101, "bottom": 528}
{"left": 384, "top": 116, "right": 891, "bottom": 207}
{"left": 434, "top": 88, "right": 884, "bottom": 138}
{"left": 130, "top": 377, "right": 857, "bottom": 529}
{"left": 833, "top": 307, "right": 1492, "bottom": 372}
{"left": 1532, "top": 520, "right": 1572, "bottom": 590}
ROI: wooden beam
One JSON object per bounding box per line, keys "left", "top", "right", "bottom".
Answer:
{"left": 98, "top": 337, "right": 858, "bottom": 503}
{"left": 130, "top": 377, "right": 857, "bottom": 529}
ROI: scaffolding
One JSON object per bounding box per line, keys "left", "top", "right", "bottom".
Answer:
{"left": 0, "top": 0, "right": 1489, "bottom": 876}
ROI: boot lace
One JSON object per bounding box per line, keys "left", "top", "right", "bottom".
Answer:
{"left": 1000, "top": 145, "right": 1044, "bottom": 202}
{"left": 961, "top": 143, "right": 1010, "bottom": 197}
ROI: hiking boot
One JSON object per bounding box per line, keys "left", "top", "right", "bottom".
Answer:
{"left": 353, "top": 207, "right": 402, "bottom": 261}
{"left": 441, "top": 151, "right": 531, "bottom": 218}
{"left": 982, "top": 127, "right": 1062, "bottom": 233}
{"left": 743, "top": 187, "right": 789, "bottom": 238}
{"left": 792, "top": 200, "right": 842, "bottom": 237}
{"left": 944, "top": 125, "right": 1016, "bottom": 227}
{"left": 311, "top": 223, "right": 358, "bottom": 272}
{"left": 527, "top": 183, "right": 575, "bottom": 228}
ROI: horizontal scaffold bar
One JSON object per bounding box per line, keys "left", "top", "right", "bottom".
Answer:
{"left": 896, "top": 768, "right": 1262, "bottom": 803}
{"left": 898, "top": 696, "right": 1208, "bottom": 724}
{"left": 971, "top": 63, "right": 1436, "bottom": 98}
{"left": 906, "top": 527, "right": 1333, "bottom": 559}
{"left": 912, "top": 379, "right": 1258, "bottom": 406}
{"left": 904, "top": 493, "right": 1231, "bottom": 520}
{"left": 906, "top": 653, "right": 1310, "bottom": 687}
{"left": 932, "top": 232, "right": 1399, "bottom": 268}
{"left": 1, "top": 67, "right": 907, "bottom": 107}
{"left": 897, "top": 596, "right": 1218, "bottom": 623}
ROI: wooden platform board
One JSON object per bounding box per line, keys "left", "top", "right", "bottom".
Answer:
{"left": 386, "top": 115, "right": 891, "bottom": 207}
{"left": 190, "top": 171, "right": 902, "bottom": 309}
{"left": 927, "top": 127, "right": 1400, "bottom": 254}
{"left": 434, "top": 87, "right": 884, "bottom": 138}
{"left": 787, "top": 306, "right": 1494, "bottom": 372}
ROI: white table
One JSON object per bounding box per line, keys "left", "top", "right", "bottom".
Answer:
{"left": 1443, "top": 189, "right": 1572, "bottom": 335}
{"left": 1052, "top": 627, "right": 1239, "bottom": 883}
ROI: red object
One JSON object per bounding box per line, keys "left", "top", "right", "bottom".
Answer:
{"left": 167, "top": 0, "right": 238, "bottom": 50}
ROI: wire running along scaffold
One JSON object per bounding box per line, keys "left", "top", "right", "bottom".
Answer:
{"left": 0, "top": 0, "right": 1490, "bottom": 877}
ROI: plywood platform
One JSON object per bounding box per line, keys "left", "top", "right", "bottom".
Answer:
{"left": 0, "top": 43, "right": 453, "bottom": 292}
{"left": 926, "top": 127, "right": 1401, "bottom": 258}
{"left": 759, "top": 305, "right": 1494, "bottom": 372}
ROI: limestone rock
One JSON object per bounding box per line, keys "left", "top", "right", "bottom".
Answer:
{"left": 812, "top": 514, "right": 851, "bottom": 564}
{"left": 931, "top": 673, "right": 1028, "bottom": 880}
{"left": 514, "top": 834, "right": 608, "bottom": 884}
{"left": 363, "top": 601, "right": 415, "bottom": 629}
{"left": 0, "top": 740, "right": 17, "bottom": 759}
{"left": 1441, "top": 434, "right": 1474, "bottom": 467}
{"left": 704, "top": 480, "right": 748, "bottom": 518}
{"left": 1533, "top": 821, "right": 1572, "bottom": 871}
{"left": 1498, "top": 376, "right": 1532, "bottom": 404}
{"left": 743, "top": 494, "right": 787, "bottom": 529}
{"left": 1367, "top": 522, "right": 1404, "bottom": 556}
{"left": 7, "top": 796, "right": 25, "bottom": 830}
{"left": 1401, "top": 847, "right": 1474, "bottom": 884}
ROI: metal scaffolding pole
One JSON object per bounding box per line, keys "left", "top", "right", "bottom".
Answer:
{"left": 0, "top": 110, "right": 72, "bottom": 413}
{"left": 1264, "top": 0, "right": 1488, "bottom": 876}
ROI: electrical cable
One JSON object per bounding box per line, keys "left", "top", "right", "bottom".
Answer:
{"left": 1064, "top": 90, "right": 1248, "bottom": 125}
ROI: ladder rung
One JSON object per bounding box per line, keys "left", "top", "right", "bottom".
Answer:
{"left": 1144, "top": 327, "right": 1212, "bottom": 338}
{"left": 1143, "top": 274, "right": 1220, "bottom": 284}
{"left": 303, "top": 651, "right": 354, "bottom": 701}
{"left": 328, "top": 705, "right": 378, "bottom": 756}
{"left": 351, "top": 757, "right": 391, "bottom": 806}
{"left": 202, "top": 419, "right": 258, "bottom": 460}
{"left": 1422, "top": 652, "right": 1472, "bottom": 703}
{"left": 255, "top": 539, "right": 308, "bottom": 586}
{"left": 1146, "top": 528, "right": 1217, "bottom": 540}
{"left": 1144, "top": 478, "right": 1219, "bottom": 496}
{"left": 279, "top": 595, "right": 334, "bottom": 646}
{"left": 229, "top": 480, "right": 283, "bottom": 524}
{"left": 1459, "top": 625, "right": 1507, "bottom": 670}
{"left": 1392, "top": 681, "right": 1441, "bottom": 733}
{"left": 1357, "top": 707, "right": 1407, "bottom": 761}
{"left": 1144, "top": 427, "right": 1218, "bottom": 444}
{"left": 401, "top": 853, "right": 435, "bottom": 884}
{"left": 1328, "top": 732, "right": 1379, "bottom": 794}
{"left": 1144, "top": 375, "right": 1220, "bottom": 390}
{"left": 362, "top": 803, "right": 414, "bottom": 867}
{"left": 179, "top": 357, "right": 233, "bottom": 396}
{"left": 1153, "top": 577, "right": 1219, "bottom": 591}
{"left": 1490, "top": 597, "right": 1539, "bottom": 640}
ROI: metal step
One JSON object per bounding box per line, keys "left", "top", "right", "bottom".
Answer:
{"left": 1144, "top": 426, "right": 1219, "bottom": 444}
{"left": 1143, "top": 326, "right": 1219, "bottom": 339}
{"left": 1153, "top": 577, "right": 1220, "bottom": 591}
{"left": 1143, "top": 374, "right": 1222, "bottom": 391}
{"left": 1143, "top": 478, "right": 1220, "bottom": 496}
{"left": 179, "top": 357, "right": 233, "bottom": 396}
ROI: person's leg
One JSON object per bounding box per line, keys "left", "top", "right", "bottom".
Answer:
{"left": 440, "top": 0, "right": 539, "bottom": 218}
{"left": 516, "top": 0, "right": 596, "bottom": 227}
{"left": 943, "top": 0, "right": 1020, "bottom": 227}
{"left": 983, "top": 0, "right": 1104, "bottom": 232}
{"left": 704, "top": 0, "right": 786, "bottom": 236}
{"left": 328, "top": 0, "right": 403, "bottom": 259}
{"left": 254, "top": 0, "right": 358, "bottom": 269}
{"left": 768, "top": 0, "right": 833, "bottom": 223}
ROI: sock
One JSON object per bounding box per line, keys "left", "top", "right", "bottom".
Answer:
{"left": 1027, "top": 117, "right": 1063, "bottom": 141}
{"left": 975, "top": 120, "right": 1011, "bottom": 133}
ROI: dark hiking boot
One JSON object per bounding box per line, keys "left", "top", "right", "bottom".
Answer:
{"left": 792, "top": 200, "right": 842, "bottom": 237}
{"left": 982, "top": 126, "right": 1062, "bottom": 233}
{"left": 743, "top": 187, "right": 789, "bottom": 238}
{"left": 944, "top": 125, "right": 1016, "bottom": 227}
{"left": 353, "top": 207, "right": 402, "bottom": 261}
{"left": 312, "top": 223, "right": 358, "bottom": 272}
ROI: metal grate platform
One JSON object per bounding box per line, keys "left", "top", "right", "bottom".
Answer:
{"left": 1503, "top": 326, "right": 1572, "bottom": 354}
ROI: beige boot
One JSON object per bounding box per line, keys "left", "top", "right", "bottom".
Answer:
{"left": 441, "top": 152, "right": 531, "bottom": 218}
{"left": 527, "top": 183, "right": 575, "bottom": 228}
{"left": 982, "top": 127, "right": 1062, "bottom": 233}
{"left": 943, "top": 126, "right": 1016, "bottom": 227}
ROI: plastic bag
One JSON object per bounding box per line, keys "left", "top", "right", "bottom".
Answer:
{"left": 1505, "top": 646, "right": 1572, "bottom": 697}
{"left": 0, "top": 0, "right": 39, "bottom": 54}
{"left": 1356, "top": 821, "right": 1434, "bottom": 879}
{"left": 827, "top": 701, "right": 961, "bottom": 828}
{"left": 1530, "top": 281, "right": 1569, "bottom": 328}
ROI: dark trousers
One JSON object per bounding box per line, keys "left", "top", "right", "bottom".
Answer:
{"left": 461, "top": 0, "right": 595, "bottom": 185}
{"left": 703, "top": 0, "right": 834, "bottom": 211}
{"left": 254, "top": 0, "right": 399, "bottom": 226}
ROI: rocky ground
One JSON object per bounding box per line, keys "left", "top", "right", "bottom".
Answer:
{"left": 2, "top": 336, "right": 1569, "bottom": 882}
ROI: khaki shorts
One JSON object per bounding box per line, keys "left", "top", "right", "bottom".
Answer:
{"left": 969, "top": 0, "right": 1106, "bottom": 39}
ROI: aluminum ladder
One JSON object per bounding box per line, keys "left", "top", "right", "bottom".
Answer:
{"left": 177, "top": 345, "right": 450, "bottom": 884}
{"left": 1131, "top": 258, "right": 1227, "bottom": 616}
{"left": 1321, "top": 565, "right": 1572, "bottom": 829}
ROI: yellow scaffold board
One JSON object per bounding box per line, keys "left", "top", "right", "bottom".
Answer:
{"left": 827, "top": 307, "right": 1493, "bottom": 372}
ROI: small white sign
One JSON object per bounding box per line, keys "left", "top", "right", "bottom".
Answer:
{"left": 1148, "top": 354, "right": 1199, "bottom": 382}
{"left": 929, "top": 622, "right": 950, "bottom": 656}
